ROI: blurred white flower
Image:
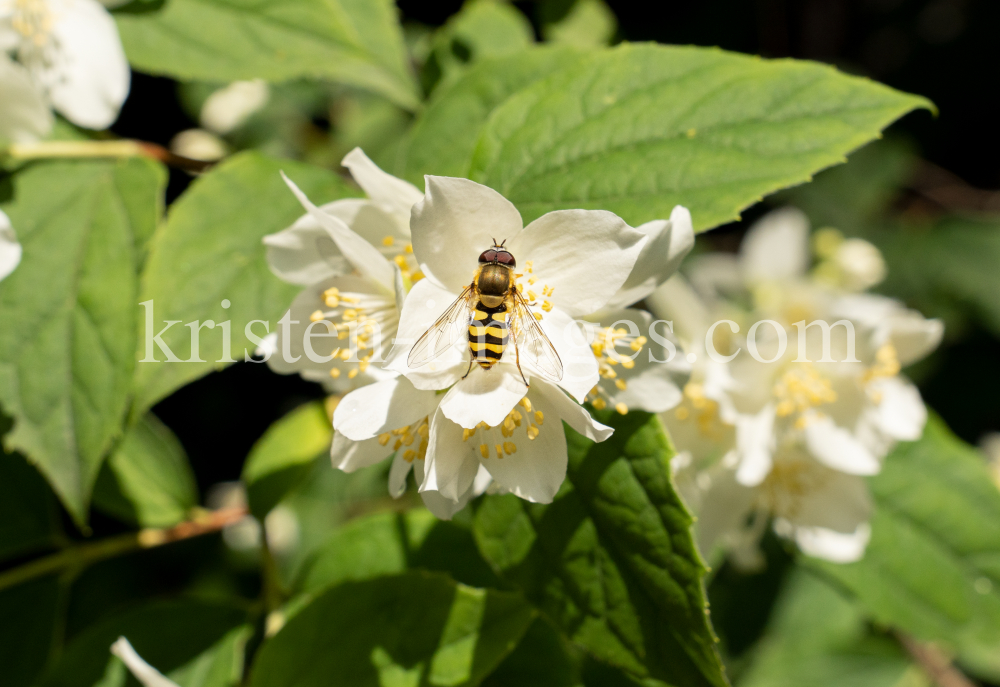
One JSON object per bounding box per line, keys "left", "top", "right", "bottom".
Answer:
{"left": 110, "top": 637, "right": 179, "bottom": 687}
{"left": 0, "top": 209, "right": 21, "bottom": 281}
{"left": 264, "top": 148, "right": 422, "bottom": 391}
{"left": 0, "top": 0, "right": 129, "bottom": 132}
{"left": 199, "top": 79, "right": 270, "bottom": 135}
{"left": 169, "top": 128, "right": 227, "bottom": 162}
{"left": 0, "top": 53, "right": 50, "bottom": 142}
{"left": 651, "top": 207, "right": 942, "bottom": 566}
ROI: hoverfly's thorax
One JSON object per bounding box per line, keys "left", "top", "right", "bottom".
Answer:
{"left": 476, "top": 263, "right": 512, "bottom": 307}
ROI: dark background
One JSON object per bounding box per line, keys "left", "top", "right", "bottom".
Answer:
{"left": 110, "top": 0, "right": 1000, "bottom": 497}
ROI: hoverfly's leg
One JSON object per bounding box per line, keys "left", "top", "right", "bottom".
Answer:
{"left": 461, "top": 359, "right": 474, "bottom": 379}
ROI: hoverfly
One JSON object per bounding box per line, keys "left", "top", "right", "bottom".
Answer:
{"left": 407, "top": 241, "right": 563, "bottom": 386}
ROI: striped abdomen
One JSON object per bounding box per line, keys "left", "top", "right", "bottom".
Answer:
{"left": 469, "top": 302, "right": 509, "bottom": 369}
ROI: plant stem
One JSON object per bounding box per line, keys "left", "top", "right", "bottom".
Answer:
{"left": 897, "top": 632, "right": 978, "bottom": 687}
{"left": 6, "top": 139, "right": 216, "bottom": 172}
{"left": 0, "top": 506, "right": 248, "bottom": 593}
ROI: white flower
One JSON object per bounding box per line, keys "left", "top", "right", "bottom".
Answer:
{"left": 332, "top": 374, "right": 612, "bottom": 514}
{"left": 110, "top": 637, "right": 179, "bottom": 687}
{"left": 0, "top": 209, "right": 21, "bottom": 281}
{"left": 263, "top": 148, "right": 423, "bottom": 391}
{"left": 651, "top": 207, "right": 942, "bottom": 565}
{"left": 0, "top": 0, "right": 129, "bottom": 131}
{"left": 0, "top": 53, "right": 50, "bottom": 142}
{"left": 169, "top": 128, "right": 227, "bottom": 162}
{"left": 200, "top": 79, "right": 270, "bottom": 135}
{"left": 385, "top": 175, "right": 649, "bottom": 429}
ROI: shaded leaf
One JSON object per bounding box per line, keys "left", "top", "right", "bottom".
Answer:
{"left": 468, "top": 43, "right": 932, "bottom": 230}
{"left": 242, "top": 402, "right": 331, "bottom": 519}
{"left": 117, "top": 0, "right": 419, "bottom": 110}
{"left": 92, "top": 413, "right": 198, "bottom": 528}
{"left": 0, "top": 575, "right": 61, "bottom": 687}
{"left": 0, "top": 159, "right": 167, "bottom": 522}
{"left": 473, "top": 411, "right": 727, "bottom": 686}
{"left": 0, "top": 451, "right": 59, "bottom": 562}
{"left": 251, "top": 572, "right": 535, "bottom": 687}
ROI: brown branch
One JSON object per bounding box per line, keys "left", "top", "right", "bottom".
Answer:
{"left": 897, "top": 632, "right": 979, "bottom": 687}
{"left": 0, "top": 506, "right": 248, "bottom": 593}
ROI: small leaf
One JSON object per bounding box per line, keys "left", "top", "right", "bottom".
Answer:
{"left": 473, "top": 411, "right": 728, "bottom": 687}
{"left": 92, "top": 413, "right": 198, "bottom": 528}
{"left": 116, "top": 0, "right": 420, "bottom": 110}
{"left": 468, "top": 43, "right": 932, "bottom": 230}
{"left": 807, "top": 415, "right": 1000, "bottom": 682}
{"left": 251, "top": 572, "right": 536, "bottom": 687}
{"left": 541, "top": 0, "right": 617, "bottom": 48}
{"left": 132, "top": 152, "right": 359, "bottom": 419}
{"left": 166, "top": 625, "right": 253, "bottom": 687}
{"left": 0, "top": 159, "right": 167, "bottom": 522}
{"left": 242, "top": 402, "right": 331, "bottom": 519}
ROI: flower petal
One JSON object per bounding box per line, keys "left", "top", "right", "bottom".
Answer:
{"left": 415, "top": 461, "right": 491, "bottom": 520}
{"left": 281, "top": 172, "right": 395, "bottom": 292}
{"left": 342, "top": 148, "right": 423, "bottom": 226}
{"left": 388, "top": 451, "right": 413, "bottom": 497}
{"left": 740, "top": 207, "right": 809, "bottom": 282}
{"left": 110, "top": 637, "right": 180, "bottom": 687}
{"left": 439, "top": 365, "right": 528, "bottom": 429}
{"left": 331, "top": 432, "right": 393, "bottom": 473}
{"left": 422, "top": 407, "right": 482, "bottom": 501}
{"left": 333, "top": 376, "right": 439, "bottom": 441}
{"left": 735, "top": 405, "right": 775, "bottom": 486}
{"left": 0, "top": 210, "right": 22, "bottom": 282}
{"left": 44, "top": 0, "right": 129, "bottom": 129}
{"left": 536, "top": 307, "right": 599, "bottom": 403}
{"left": 604, "top": 205, "right": 694, "bottom": 310}
{"left": 646, "top": 274, "right": 713, "bottom": 350}
{"left": 793, "top": 524, "right": 871, "bottom": 563}
{"left": 509, "top": 209, "right": 647, "bottom": 317}
{"left": 533, "top": 380, "right": 613, "bottom": 442}
{"left": 0, "top": 56, "right": 52, "bottom": 143}
{"left": 880, "top": 314, "right": 944, "bottom": 367}
{"left": 866, "top": 377, "right": 926, "bottom": 441}
{"left": 803, "top": 413, "right": 880, "bottom": 475}
{"left": 480, "top": 387, "right": 568, "bottom": 503}
{"left": 411, "top": 176, "right": 524, "bottom": 293}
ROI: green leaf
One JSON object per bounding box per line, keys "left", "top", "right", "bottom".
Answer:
{"left": 806, "top": 415, "right": 1000, "bottom": 682}
{"left": 472, "top": 411, "right": 727, "bottom": 686}
{"left": 251, "top": 572, "right": 536, "bottom": 687}
{"left": 739, "top": 567, "right": 926, "bottom": 687}
{"left": 92, "top": 412, "right": 198, "bottom": 527}
{"left": 0, "top": 159, "right": 167, "bottom": 523}
{"left": 132, "top": 152, "right": 359, "bottom": 419}
{"left": 0, "top": 451, "right": 59, "bottom": 562}
{"left": 116, "top": 0, "right": 420, "bottom": 110}
{"left": 481, "top": 617, "right": 579, "bottom": 687}
{"left": 0, "top": 576, "right": 61, "bottom": 687}
{"left": 401, "top": 46, "right": 582, "bottom": 183}
{"left": 40, "top": 599, "right": 247, "bottom": 687}
{"left": 242, "top": 402, "right": 331, "bottom": 519}
{"left": 467, "top": 42, "right": 932, "bottom": 230}
{"left": 540, "top": 0, "right": 617, "bottom": 48}
{"left": 166, "top": 625, "right": 253, "bottom": 687}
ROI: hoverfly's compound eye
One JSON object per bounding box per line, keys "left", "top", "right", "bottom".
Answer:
{"left": 495, "top": 250, "right": 516, "bottom": 267}
{"left": 478, "top": 249, "right": 498, "bottom": 264}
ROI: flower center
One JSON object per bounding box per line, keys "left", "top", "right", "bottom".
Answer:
{"left": 672, "top": 383, "right": 726, "bottom": 439}
{"left": 773, "top": 364, "right": 837, "bottom": 423}
{"left": 758, "top": 458, "right": 828, "bottom": 520}
{"left": 461, "top": 397, "right": 543, "bottom": 459}
{"left": 308, "top": 286, "right": 397, "bottom": 379}
{"left": 586, "top": 326, "right": 649, "bottom": 415}
{"left": 377, "top": 416, "right": 429, "bottom": 462}
{"left": 513, "top": 261, "right": 553, "bottom": 321}
{"left": 378, "top": 236, "right": 423, "bottom": 287}
{"left": 10, "top": 0, "right": 53, "bottom": 46}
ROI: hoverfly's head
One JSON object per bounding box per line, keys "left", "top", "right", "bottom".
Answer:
{"left": 478, "top": 238, "right": 516, "bottom": 267}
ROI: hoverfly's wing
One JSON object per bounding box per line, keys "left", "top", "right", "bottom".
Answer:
{"left": 407, "top": 285, "right": 477, "bottom": 368}
{"left": 510, "top": 288, "right": 564, "bottom": 383}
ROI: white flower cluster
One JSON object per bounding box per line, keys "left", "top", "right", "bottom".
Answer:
{"left": 264, "top": 149, "right": 693, "bottom": 518}
{"left": 648, "top": 208, "right": 943, "bottom": 567}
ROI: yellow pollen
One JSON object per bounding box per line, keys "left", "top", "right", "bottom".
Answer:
{"left": 534, "top": 411, "right": 544, "bottom": 425}
{"left": 503, "top": 441, "right": 517, "bottom": 455}
{"left": 615, "top": 378, "right": 627, "bottom": 391}
{"left": 542, "top": 285, "right": 554, "bottom": 297}
{"left": 378, "top": 433, "right": 391, "bottom": 446}
{"left": 592, "top": 398, "right": 607, "bottom": 410}
{"left": 394, "top": 255, "right": 408, "bottom": 268}
{"left": 340, "top": 294, "right": 359, "bottom": 304}
{"left": 528, "top": 276, "right": 537, "bottom": 285}
{"left": 527, "top": 290, "right": 538, "bottom": 301}
{"left": 325, "top": 295, "right": 340, "bottom": 308}
{"left": 620, "top": 357, "right": 635, "bottom": 370}
{"left": 382, "top": 236, "right": 395, "bottom": 247}
{"left": 480, "top": 443, "right": 489, "bottom": 459}
{"left": 309, "top": 310, "right": 325, "bottom": 322}
{"left": 615, "top": 402, "right": 629, "bottom": 415}
{"left": 533, "top": 312, "right": 543, "bottom": 321}
{"left": 462, "top": 428, "right": 474, "bottom": 441}
{"left": 526, "top": 424, "right": 540, "bottom": 440}
{"left": 495, "top": 444, "right": 504, "bottom": 459}
{"left": 520, "top": 397, "right": 532, "bottom": 412}
{"left": 773, "top": 365, "right": 837, "bottom": 417}
{"left": 329, "top": 368, "right": 341, "bottom": 379}
{"left": 674, "top": 406, "right": 690, "bottom": 420}
{"left": 542, "top": 300, "right": 553, "bottom": 312}
{"left": 403, "top": 449, "right": 416, "bottom": 461}
{"left": 339, "top": 349, "right": 352, "bottom": 360}
{"left": 405, "top": 244, "right": 413, "bottom": 254}
{"left": 525, "top": 261, "right": 534, "bottom": 273}
{"left": 348, "top": 369, "right": 359, "bottom": 379}
{"left": 342, "top": 309, "right": 358, "bottom": 321}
